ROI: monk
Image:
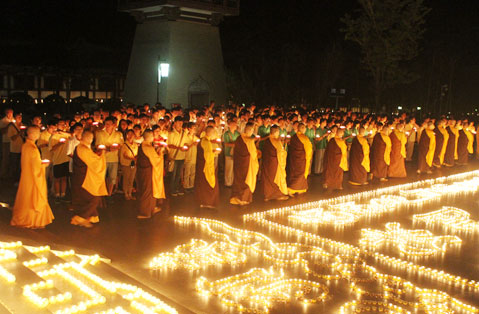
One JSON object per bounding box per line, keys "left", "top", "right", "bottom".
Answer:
{"left": 230, "top": 122, "right": 259, "bottom": 205}
{"left": 261, "top": 125, "right": 289, "bottom": 201}
{"left": 417, "top": 122, "right": 436, "bottom": 174}
{"left": 457, "top": 121, "right": 473, "bottom": 165}
{"left": 195, "top": 126, "right": 221, "bottom": 208}
{"left": 348, "top": 126, "right": 370, "bottom": 185}
{"left": 433, "top": 119, "right": 449, "bottom": 168}
{"left": 388, "top": 122, "right": 407, "bottom": 178}
{"left": 370, "top": 123, "right": 391, "bottom": 182}
{"left": 286, "top": 123, "right": 313, "bottom": 195}
{"left": 11, "top": 126, "right": 54, "bottom": 229}
{"left": 136, "top": 130, "right": 165, "bottom": 218}
{"left": 323, "top": 126, "right": 348, "bottom": 190}
{"left": 71, "top": 130, "right": 107, "bottom": 228}
{"left": 443, "top": 119, "right": 458, "bottom": 167}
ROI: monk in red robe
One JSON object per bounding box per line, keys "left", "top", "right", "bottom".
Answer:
{"left": 433, "top": 119, "right": 449, "bottom": 168}
{"left": 370, "top": 124, "right": 391, "bottom": 182}
{"left": 287, "top": 123, "right": 313, "bottom": 195}
{"left": 230, "top": 123, "right": 259, "bottom": 205}
{"left": 417, "top": 122, "right": 436, "bottom": 174}
{"left": 136, "top": 130, "right": 165, "bottom": 218}
{"left": 71, "top": 130, "right": 107, "bottom": 228}
{"left": 388, "top": 122, "right": 407, "bottom": 178}
{"left": 348, "top": 126, "right": 370, "bottom": 185}
{"left": 443, "top": 119, "right": 458, "bottom": 167}
{"left": 261, "top": 125, "right": 289, "bottom": 201}
{"left": 11, "top": 126, "right": 54, "bottom": 229}
{"left": 323, "top": 126, "right": 348, "bottom": 190}
{"left": 195, "top": 126, "right": 221, "bottom": 208}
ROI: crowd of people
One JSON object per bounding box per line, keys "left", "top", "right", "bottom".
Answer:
{"left": 0, "top": 102, "right": 477, "bottom": 229}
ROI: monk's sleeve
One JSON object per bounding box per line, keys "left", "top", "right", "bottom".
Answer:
{"left": 77, "top": 146, "right": 105, "bottom": 172}
{"left": 143, "top": 145, "right": 163, "bottom": 168}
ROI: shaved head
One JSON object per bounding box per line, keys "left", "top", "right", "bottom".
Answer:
{"left": 27, "top": 125, "right": 40, "bottom": 141}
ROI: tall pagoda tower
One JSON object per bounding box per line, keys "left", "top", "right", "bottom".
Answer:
{"left": 119, "top": 0, "right": 239, "bottom": 107}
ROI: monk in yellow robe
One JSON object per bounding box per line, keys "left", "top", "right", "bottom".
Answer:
{"left": 433, "top": 119, "right": 449, "bottom": 168}
{"left": 71, "top": 131, "right": 107, "bottom": 228}
{"left": 444, "top": 119, "right": 458, "bottom": 167}
{"left": 348, "top": 126, "right": 370, "bottom": 185}
{"left": 136, "top": 130, "right": 166, "bottom": 218}
{"left": 287, "top": 123, "right": 313, "bottom": 195}
{"left": 457, "top": 121, "right": 474, "bottom": 165}
{"left": 230, "top": 122, "right": 259, "bottom": 205}
{"left": 323, "top": 126, "right": 348, "bottom": 190}
{"left": 388, "top": 122, "right": 407, "bottom": 178}
{"left": 261, "top": 125, "right": 288, "bottom": 201}
{"left": 11, "top": 126, "right": 54, "bottom": 229}
{"left": 195, "top": 126, "right": 221, "bottom": 208}
{"left": 370, "top": 124, "right": 391, "bottom": 182}
{"left": 417, "top": 122, "right": 436, "bottom": 174}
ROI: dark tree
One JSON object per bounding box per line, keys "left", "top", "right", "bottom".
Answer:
{"left": 342, "top": 0, "right": 429, "bottom": 109}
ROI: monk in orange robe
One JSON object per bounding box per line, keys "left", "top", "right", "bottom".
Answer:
{"left": 11, "top": 126, "right": 54, "bottom": 229}
{"left": 287, "top": 123, "right": 313, "bottom": 195}
{"left": 323, "top": 126, "right": 348, "bottom": 190}
{"left": 443, "top": 119, "right": 458, "bottom": 167}
{"left": 71, "top": 130, "right": 108, "bottom": 228}
{"left": 230, "top": 123, "right": 259, "bottom": 205}
{"left": 417, "top": 122, "right": 436, "bottom": 174}
{"left": 388, "top": 122, "right": 407, "bottom": 178}
{"left": 136, "top": 130, "right": 166, "bottom": 218}
{"left": 195, "top": 126, "right": 221, "bottom": 208}
{"left": 370, "top": 124, "right": 391, "bottom": 182}
{"left": 261, "top": 125, "right": 289, "bottom": 201}
{"left": 348, "top": 126, "right": 370, "bottom": 185}
{"left": 433, "top": 119, "right": 449, "bottom": 168}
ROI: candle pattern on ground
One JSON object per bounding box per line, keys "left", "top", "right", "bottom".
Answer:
{"left": 0, "top": 241, "right": 177, "bottom": 314}
{"left": 149, "top": 239, "right": 247, "bottom": 270}
{"left": 166, "top": 217, "right": 478, "bottom": 313}
{"left": 359, "top": 222, "right": 462, "bottom": 258}
{"left": 413, "top": 207, "right": 479, "bottom": 235}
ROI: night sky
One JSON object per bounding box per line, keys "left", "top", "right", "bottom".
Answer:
{"left": 1, "top": 0, "right": 479, "bottom": 109}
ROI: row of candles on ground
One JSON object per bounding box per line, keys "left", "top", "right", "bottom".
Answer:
{"left": 249, "top": 170, "right": 479, "bottom": 218}
{"left": 160, "top": 216, "right": 479, "bottom": 313}
{"left": 0, "top": 241, "right": 178, "bottom": 314}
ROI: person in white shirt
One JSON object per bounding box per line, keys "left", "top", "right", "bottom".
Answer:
{"left": 0, "top": 108, "right": 14, "bottom": 178}
{"left": 183, "top": 122, "right": 199, "bottom": 192}
{"left": 167, "top": 116, "right": 189, "bottom": 196}
{"left": 67, "top": 123, "right": 83, "bottom": 175}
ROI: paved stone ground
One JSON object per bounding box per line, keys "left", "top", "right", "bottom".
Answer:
{"left": 0, "top": 161, "right": 477, "bottom": 313}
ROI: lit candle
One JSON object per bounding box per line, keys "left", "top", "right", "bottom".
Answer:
{"left": 98, "top": 144, "right": 106, "bottom": 150}
{"left": 41, "top": 159, "right": 50, "bottom": 165}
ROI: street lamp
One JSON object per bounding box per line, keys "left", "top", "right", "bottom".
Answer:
{"left": 158, "top": 62, "right": 169, "bottom": 83}
{"left": 157, "top": 61, "right": 169, "bottom": 103}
